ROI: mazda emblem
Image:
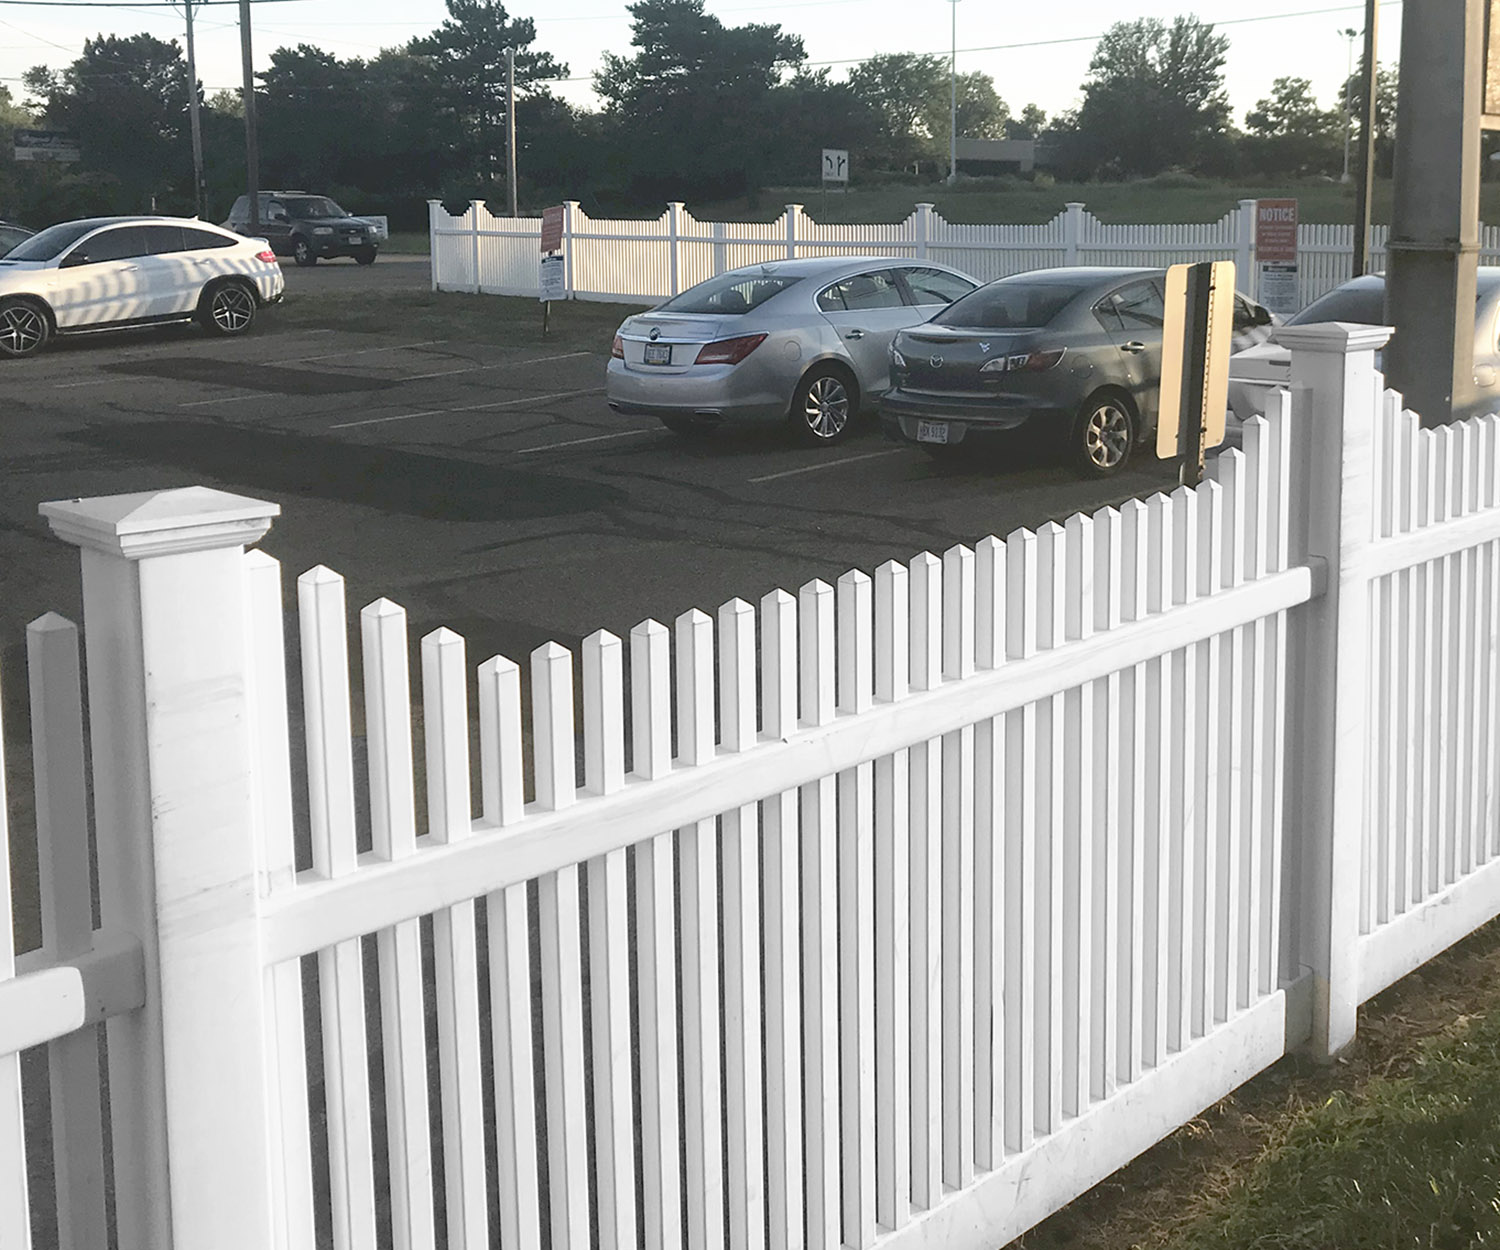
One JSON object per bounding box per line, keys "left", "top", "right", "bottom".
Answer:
{"left": 929, "top": 355, "right": 944, "bottom": 369}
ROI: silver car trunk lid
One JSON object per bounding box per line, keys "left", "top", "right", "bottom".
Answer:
{"left": 618, "top": 313, "right": 726, "bottom": 372}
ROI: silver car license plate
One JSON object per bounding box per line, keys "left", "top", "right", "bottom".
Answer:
{"left": 644, "top": 343, "right": 671, "bottom": 365}
{"left": 916, "top": 419, "right": 949, "bottom": 444}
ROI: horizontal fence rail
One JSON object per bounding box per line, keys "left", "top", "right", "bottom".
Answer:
{"left": 429, "top": 198, "right": 1500, "bottom": 309}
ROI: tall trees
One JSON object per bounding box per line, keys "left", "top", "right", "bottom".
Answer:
{"left": 1072, "top": 16, "right": 1231, "bottom": 177}
{"left": 1243, "top": 77, "right": 1342, "bottom": 178}
{"left": 595, "top": 0, "right": 804, "bottom": 200}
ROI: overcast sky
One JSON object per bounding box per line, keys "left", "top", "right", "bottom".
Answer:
{"left": 0, "top": 0, "right": 1401, "bottom": 126}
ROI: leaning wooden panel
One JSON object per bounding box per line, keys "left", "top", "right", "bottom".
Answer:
{"left": 27, "top": 615, "right": 107, "bottom": 1250}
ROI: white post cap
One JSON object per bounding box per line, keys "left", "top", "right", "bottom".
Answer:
{"left": 40, "top": 486, "right": 279, "bottom": 560}
{"left": 1275, "top": 321, "right": 1394, "bottom": 355}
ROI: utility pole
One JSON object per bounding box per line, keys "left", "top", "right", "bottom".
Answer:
{"left": 239, "top": 0, "right": 260, "bottom": 231}
{"left": 947, "top": 0, "right": 960, "bottom": 185}
{"left": 506, "top": 47, "right": 518, "bottom": 218}
{"left": 1340, "top": 27, "right": 1358, "bottom": 183}
{"left": 1385, "top": 0, "right": 1484, "bottom": 424}
{"left": 1351, "top": 0, "right": 1379, "bottom": 277}
{"left": 184, "top": 0, "right": 205, "bottom": 216}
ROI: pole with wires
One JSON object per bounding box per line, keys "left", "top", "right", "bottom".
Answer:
{"left": 947, "top": 0, "right": 959, "bottom": 184}
{"left": 184, "top": 0, "right": 205, "bottom": 217}
{"left": 239, "top": 0, "right": 259, "bottom": 231}
{"left": 506, "top": 46, "right": 518, "bottom": 217}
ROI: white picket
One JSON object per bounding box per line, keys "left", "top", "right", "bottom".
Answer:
{"left": 717, "top": 601, "right": 766, "bottom": 1250}
{"left": 421, "top": 629, "right": 488, "bottom": 1250}
{"left": 799, "top": 580, "right": 840, "bottom": 1245}
{"left": 873, "top": 561, "right": 912, "bottom": 1226}
{"left": 583, "top": 630, "right": 637, "bottom": 1250}
{"left": 359, "top": 600, "right": 435, "bottom": 1250}
{"left": 629, "top": 621, "right": 683, "bottom": 1250}
{"left": 1090, "top": 508, "right": 1123, "bottom": 1101}
{"left": 973, "top": 537, "right": 1006, "bottom": 1165}
{"left": 1167, "top": 488, "right": 1198, "bottom": 1056}
{"left": 837, "top": 571, "right": 878, "bottom": 1247}
{"left": 297, "top": 567, "right": 377, "bottom": 1250}
{"left": 908, "top": 554, "right": 946, "bottom": 1194}
{"left": 27, "top": 615, "right": 107, "bottom": 1248}
{"left": 1117, "top": 500, "right": 1150, "bottom": 1083}
{"left": 533, "top": 642, "right": 590, "bottom": 1250}
{"left": 1142, "top": 495, "right": 1174, "bottom": 1065}
{"left": 1264, "top": 395, "right": 1293, "bottom": 990}
{"left": 476, "top": 656, "right": 542, "bottom": 1250}
{"left": 1033, "top": 526, "right": 1065, "bottom": 1133}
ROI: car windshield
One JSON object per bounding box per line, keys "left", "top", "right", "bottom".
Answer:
{"left": 656, "top": 272, "right": 801, "bottom": 315}
{"left": 284, "top": 197, "right": 348, "bottom": 221}
{"left": 932, "top": 280, "right": 1087, "bottom": 329}
{"left": 1287, "top": 285, "right": 1387, "bottom": 326}
{"left": 3, "top": 220, "right": 98, "bottom": 262}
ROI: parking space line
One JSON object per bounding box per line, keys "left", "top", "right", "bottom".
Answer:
{"left": 747, "top": 448, "right": 907, "bottom": 484}
{"left": 326, "top": 387, "right": 605, "bottom": 429}
{"left": 401, "top": 350, "right": 592, "bottom": 381}
{"left": 278, "top": 338, "right": 448, "bottom": 365}
{"left": 516, "top": 429, "right": 650, "bottom": 454}
{"left": 178, "top": 393, "right": 268, "bottom": 408}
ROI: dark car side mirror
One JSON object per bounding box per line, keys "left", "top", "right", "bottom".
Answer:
{"left": 1254, "top": 304, "right": 1274, "bottom": 326}
{"left": 60, "top": 249, "right": 91, "bottom": 268}
{"left": 272, "top": 211, "right": 289, "bottom": 223}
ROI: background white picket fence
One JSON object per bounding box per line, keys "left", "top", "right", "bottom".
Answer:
{"left": 429, "top": 198, "right": 1500, "bottom": 312}
{"left": 6, "top": 325, "right": 1500, "bottom": 1249}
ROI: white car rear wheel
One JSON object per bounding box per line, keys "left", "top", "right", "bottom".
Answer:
{"left": 200, "top": 282, "right": 257, "bottom": 336}
{"left": 0, "top": 298, "right": 51, "bottom": 358}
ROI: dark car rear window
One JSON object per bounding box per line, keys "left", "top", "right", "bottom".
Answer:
{"left": 932, "top": 281, "right": 1087, "bottom": 329}
{"left": 655, "top": 272, "right": 801, "bottom": 315}
{"left": 1287, "top": 285, "right": 1386, "bottom": 326}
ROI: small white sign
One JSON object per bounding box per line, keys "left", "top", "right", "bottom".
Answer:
{"left": 822, "top": 148, "right": 849, "bottom": 184}
{"left": 539, "top": 254, "right": 566, "bottom": 302}
{"left": 1257, "top": 262, "right": 1300, "bottom": 317}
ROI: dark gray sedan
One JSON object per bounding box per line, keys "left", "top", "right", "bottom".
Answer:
{"left": 882, "top": 267, "right": 1274, "bottom": 478}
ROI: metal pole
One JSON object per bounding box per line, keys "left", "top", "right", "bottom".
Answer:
{"left": 947, "top": 0, "right": 958, "bottom": 185}
{"left": 506, "top": 47, "right": 518, "bottom": 217}
{"left": 1341, "top": 28, "right": 1357, "bottom": 183}
{"left": 184, "top": 0, "right": 205, "bottom": 216}
{"left": 239, "top": 0, "right": 260, "bottom": 231}
{"left": 1351, "top": 0, "right": 1379, "bottom": 277}
{"left": 1385, "top": 0, "right": 1484, "bottom": 424}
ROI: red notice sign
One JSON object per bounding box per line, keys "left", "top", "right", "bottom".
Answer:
{"left": 540, "top": 205, "right": 564, "bottom": 254}
{"left": 1255, "top": 198, "right": 1298, "bottom": 263}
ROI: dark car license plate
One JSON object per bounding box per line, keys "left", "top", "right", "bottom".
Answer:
{"left": 644, "top": 343, "right": 672, "bottom": 365}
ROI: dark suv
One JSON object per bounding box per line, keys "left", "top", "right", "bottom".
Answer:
{"left": 222, "top": 192, "right": 379, "bottom": 267}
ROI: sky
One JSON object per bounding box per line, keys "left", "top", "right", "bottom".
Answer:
{"left": 0, "top": 0, "right": 1402, "bottom": 127}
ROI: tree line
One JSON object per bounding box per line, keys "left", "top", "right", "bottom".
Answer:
{"left": 0, "top": 0, "right": 1396, "bottom": 229}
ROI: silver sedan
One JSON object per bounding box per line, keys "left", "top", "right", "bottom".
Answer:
{"left": 606, "top": 255, "right": 979, "bottom": 445}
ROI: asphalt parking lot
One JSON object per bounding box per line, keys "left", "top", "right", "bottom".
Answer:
{"left": 1, "top": 257, "right": 1179, "bottom": 673}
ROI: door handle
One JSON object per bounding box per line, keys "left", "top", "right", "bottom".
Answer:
{"left": 845, "top": 329, "right": 866, "bottom": 340}
{"left": 1120, "top": 340, "right": 1146, "bottom": 354}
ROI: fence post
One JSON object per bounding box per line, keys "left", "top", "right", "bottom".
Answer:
{"left": 1237, "top": 199, "right": 1258, "bottom": 299}
{"left": 427, "top": 199, "right": 442, "bottom": 292}
{"left": 713, "top": 221, "right": 728, "bottom": 276}
{"left": 667, "top": 201, "right": 683, "bottom": 296}
{"left": 1277, "top": 322, "right": 1392, "bottom": 1057}
{"left": 564, "top": 200, "right": 580, "bottom": 300}
{"left": 914, "top": 202, "right": 933, "bottom": 260}
{"left": 39, "top": 486, "right": 283, "bottom": 1248}
{"left": 785, "top": 203, "right": 802, "bottom": 259}
{"left": 470, "top": 199, "right": 484, "bottom": 295}
{"left": 1064, "top": 202, "right": 1084, "bottom": 266}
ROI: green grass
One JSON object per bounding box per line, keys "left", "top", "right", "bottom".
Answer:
{"left": 383, "top": 230, "right": 431, "bottom": 255}
{"left": 275, "top": 287, "right": 646, "bottom": 347}
{"left": 689, "top": 177, "right": 1500, "bottom": 227}
{"left": 1164, "top": 1008, "right": 1500, "bottom": 1247}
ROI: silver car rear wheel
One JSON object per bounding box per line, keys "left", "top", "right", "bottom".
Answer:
{"left": 792, "top": 366, "right": 854, "bottom": 445}
{"left": 1073, "top": 395, "right": 1135, "bottom": 478}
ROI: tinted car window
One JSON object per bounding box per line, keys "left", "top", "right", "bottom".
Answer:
{"left": 656, "top": 272, "right": 800, "bottom": 315}
{"left": 823, "top": 271, "right": 903, "bottom": 311}
{"left": 284, "top": 196, "right": 349, "bottom": 221}
{"left": 933, "top": 280, "right": 1087, "bottom": 329}
{"left": 1287, "top": 284, "right": 1386, "bottom": 326}
{"left": 0, "top": 226, "right": 30, "bottom": 256}
{"left": 900, "top": 266, "right": 974, "bottom": 305}
{"left": 4, "top": 220, "right": 98, "bottom": 262}
{"left": 74, "top": 226, "right": 149, "bottom": 264}
{"left": 1108, "top": 281, "right": 1166, "bottom": 331}
{"left": 143, "top": 224, "right": 187, "bottom": 254}
{"left": 183, "top": 226, "right": 235, "bottom": 250}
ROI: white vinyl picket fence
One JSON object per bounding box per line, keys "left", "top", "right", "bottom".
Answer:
{"left": 6, "top": 324, "right": 1500, "bottom": 1250}
{"left": 430, "top": 197, "right": 1500, "bottom": 312}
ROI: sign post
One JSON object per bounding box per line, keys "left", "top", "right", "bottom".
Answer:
{"left": 539, "top": 204, "right": 565, "bottom": 337}
{"left": 821, "top": 148, "right": 849, "bottom": 214}
{"left": 1254, "top": 198, "right": 1299, "bottom": 317}
{"left": 1158, "top": 260, "right": 1235, "bottom": 487}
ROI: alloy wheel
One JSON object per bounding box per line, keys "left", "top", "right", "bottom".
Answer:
{"left": 211, "top": 285, "right": 255, "bottom": 333}
{"left": 801, "top": 375, "right": 850, "bottom": 441}
{"left": 1084, "top": 402, "right": 1131, "bottom": 470}
{"left": 0, "top": 303, "right": 46, "bottom": 356}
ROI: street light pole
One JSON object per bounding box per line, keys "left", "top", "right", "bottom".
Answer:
{"left": 184, "top": 0, "right": 205, "bottom": 216}
{"left": 239, "top": 0, "right": 259, "bottom": 231}
{"left": 948, "top": 0, "right": 960, "bottom": 184}
{"left": 1340, "top": 27, "right": 1358, "bottom": 183}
